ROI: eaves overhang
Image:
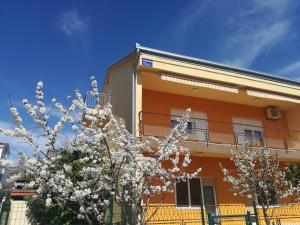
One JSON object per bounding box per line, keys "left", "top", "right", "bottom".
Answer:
{"left": 136, "top": 44, "right": 300, "bottom": 87}
{"left": 102, "top": 43, "right": 300, "bottom": 93}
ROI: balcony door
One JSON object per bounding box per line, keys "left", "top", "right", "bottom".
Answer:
{"left": 232, "top": 118, "right": 264, "bottom": 146}
{"left": 170, "top": 109, "right": 208, "bottom": 142}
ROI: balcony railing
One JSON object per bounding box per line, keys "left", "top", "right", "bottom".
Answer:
{"left": 139, "top": 111, "right": 300, "bottom": 151}
{"left": 85, "top": 91, "right": 111, "bottom": 108}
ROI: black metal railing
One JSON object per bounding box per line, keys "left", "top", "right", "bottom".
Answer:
{"left": 139, "top": 111, "right": 300, "bottom": 151}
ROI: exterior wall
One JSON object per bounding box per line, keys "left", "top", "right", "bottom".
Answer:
{"left": 151, "top": 156, "right": 242, "bottom": 205}
{"left": 141, "top": 89, "right": 300, "bottom": 222}
{"left": 102, "top": 48, "right": 300, "bottom": 224}
{"left": 142, "top": 89, "right": 289, "bottom": 139}
{"left": 104, "top": 57, "right": 134, "bottom": 132}
{"left": 135, "top": 71, "right": 143, "bottom": 135}
{"left": 286, "top": 105, "right": 300, "bottom": 140}
{"left": 145, "top": 156, "right": 248, "bottom": 223}
{"left": 147, "top": 156, "right": 300, "bottom": 224}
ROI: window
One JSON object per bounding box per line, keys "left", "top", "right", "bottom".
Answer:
{"left": 176, "top": 179, "right": 189, "bottom": 206}
{"left": 244, "top": 129, "right": 253, "bottom": 142}
{"left": 170, "top": 109, "right": 208, "bottom": 142}
{"left": 256, "top": 181, "right": 278, "bottom": 206}
{"left": 171, "top": 120, "right": 193, "bottom": 134}
{"left": 176, "top": 178, "right": 217, "bottom": 215}
{"left": 244, "top": 130, "right": 264, "bottom": 146}
{"left": 190, "top": 178, "right": 202, "bottom": 206}
{"left": 253, "top": 130, "right": 264, "bottom": 145}
{"left": 233, "top": 118, "right": 264, "bottom": 146}
{"left": 203, "top": 186, "right": 217, "bottom": 214}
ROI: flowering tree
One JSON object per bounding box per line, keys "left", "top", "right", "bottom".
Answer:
{"left": 285, "top": 163, "right": 300, "bottom": 187}
{"left": 220, "top": 145, "right": 299, "bottom": 225}
{"left": 0, "top": 77, "right": 201, "bottom": 224}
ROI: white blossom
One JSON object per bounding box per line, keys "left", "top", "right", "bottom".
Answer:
{"left": 220, "top": 145, "right": 299, "bottom": 225}
{"left": 0, "top": 77, "right": 201, "bottom": 224}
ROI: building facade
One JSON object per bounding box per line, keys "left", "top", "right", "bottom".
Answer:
{"left": 101, "top": 44, "right": 300, "bottom": 222}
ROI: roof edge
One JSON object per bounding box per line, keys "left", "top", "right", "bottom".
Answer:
{"left": 136, "top": 45, "right": 300, "bottom": 87}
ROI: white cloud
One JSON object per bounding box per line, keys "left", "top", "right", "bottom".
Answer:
{"left": 0, "top": 120, "right": 13, "bottom": 130}
{"left": 57, "top": 9, "right": 88, "bottom": 36}
{"left": 220, "top": 0, "right": 297, "bottom": 68}
{"left": 277, "top": 60, "right": 300, "bottom": 78}
{"left": 224, "top": 20, "right": 291, "bottom": 67}
{"left": 177, "top": 0, "right": 211, "bottom": 32}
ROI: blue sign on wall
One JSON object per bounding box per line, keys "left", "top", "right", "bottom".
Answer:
{"left": 142, "top": 58, "right": 153, "bottom": 67}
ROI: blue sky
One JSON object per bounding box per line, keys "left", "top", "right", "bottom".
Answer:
{"left": 1, "top": 0, "right": 300, "bottom": 158}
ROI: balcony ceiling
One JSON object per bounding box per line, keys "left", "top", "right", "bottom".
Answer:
{"left": 141, "top": 71, "right": 299, "bottom": 110}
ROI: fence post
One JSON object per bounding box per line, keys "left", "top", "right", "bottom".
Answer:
{"left": 246, "top": 211, "right": 251, "bottom": 225}
{"left": 253, "top": 200, "right": 260, "bottom": 225}
{"left": 200, "top": 194, "right": 205, "bottom": 225}
{"left": 0, "top": 200, "right": 11, "bottom": 225}
{"left": 109, "top": 192, "right": 115, "bottom": 225}
{"left": 207, "top": 213, "right": 213, "bottom": 225}
{"left": 121, "top": 190, "right": 126, "bottom": 225}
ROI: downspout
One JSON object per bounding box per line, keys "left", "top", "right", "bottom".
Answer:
{"left": 131, "top": 44, "right": 140, "bottom": 135}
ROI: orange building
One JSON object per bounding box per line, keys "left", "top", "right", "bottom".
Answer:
{"left": 101, "top": 44, "right": 300, "bottom": 223}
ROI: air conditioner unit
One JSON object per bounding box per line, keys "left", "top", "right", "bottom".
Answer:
{"left": 265, "top": 106, "right": 282, "bottom": 120}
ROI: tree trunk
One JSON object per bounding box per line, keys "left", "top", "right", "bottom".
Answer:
{"left": 262, "top": 206, "right": 270, "bottom": 225}
{"left": 131, "top": 205, "right": 145, "bottom": 225}
{"left": 84, "top": 213, "right": 93, "bottom": 225}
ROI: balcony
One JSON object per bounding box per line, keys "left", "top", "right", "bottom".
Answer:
{"left": 138, "top": 112, "right": 300, "bottom": 157}
{"left": 85, "top": 91, "right": 111, "bottom": 109}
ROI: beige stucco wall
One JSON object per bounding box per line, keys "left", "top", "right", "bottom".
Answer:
{"left": 286, "top": 105, "right": 300, "bottom": 140}
{"left": 105, "top": 57, "right": 134, "bottom": 132}
{"left": 135, "top": 72, "right": 143, "bottom": 134}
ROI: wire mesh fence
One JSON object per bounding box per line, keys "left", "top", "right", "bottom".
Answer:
{"left": 145, "top": 205, "right": 204, "bottom": 224}
{"left": 257, "top": 215, "right": 300, "bottom": 225}
{"left": 3, "top": 198, "right": 300, "bottom": 225}
{"left": 105, "top": 203, "right": 206, "bottom": 225}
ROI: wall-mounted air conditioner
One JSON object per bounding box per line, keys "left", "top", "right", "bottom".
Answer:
{"left": 265, "top": 106, "right": 282, "bottom": 120}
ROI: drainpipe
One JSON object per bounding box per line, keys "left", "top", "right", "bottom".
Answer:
{"left": 131, "top": 44, "right": 140, "bottom": 135}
